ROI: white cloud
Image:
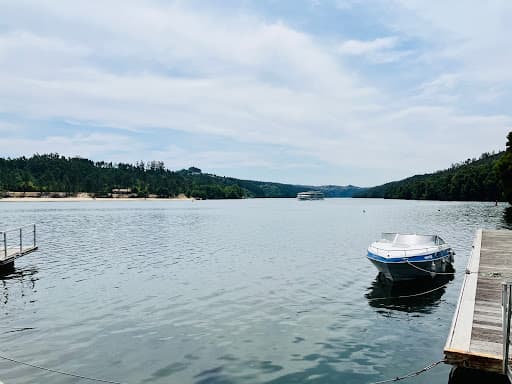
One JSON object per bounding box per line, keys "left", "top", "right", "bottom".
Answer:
{"left": 334, "top": 0, "right": 361, "bottom": 11}
{"left": 389, "top": 1, "right": 512, "bottom": 84}
{"left": 336, "top": 36, "right": 412, "bottom": 63}
{"left": 0, "top": 133, "right": 144, "bottom": 162}
{"left": 0, "top": 122, "right": 22, "bottom": 133}
{"left": 0, "top": 0, "right": 378, "bottom": 155}
{"left": 412, "top": 73, "right": 461, "bottom": 104}
{"left": 338, "top": 37, "right": 398, "bottom": 55}
{"left": 149, "top": 145, "right": 274, "bottom": 171}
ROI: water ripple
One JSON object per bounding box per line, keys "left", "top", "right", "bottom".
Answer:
{"left": 0, "top": 199, "right": 508, "bottom": 383}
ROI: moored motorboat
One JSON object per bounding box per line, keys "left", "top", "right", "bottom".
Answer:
{"left": 367, "top": 233, "right": 454, "bottom": 281}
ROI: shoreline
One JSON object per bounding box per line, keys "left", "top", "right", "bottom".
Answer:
{"left": 0, "top": 197, "right": 196, "bottom": 202}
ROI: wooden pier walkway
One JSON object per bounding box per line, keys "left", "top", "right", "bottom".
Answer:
{"left": 445, "top": 229, "right": 512, "bottom": 373}
{"left": 0, "top": 224, "right": 38, "bottom": 269}
{"left": 0, "top": 246, "right": 38, "bottom": 266}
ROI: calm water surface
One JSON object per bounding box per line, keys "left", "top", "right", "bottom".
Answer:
{"left": 0, "top": 199, "right": 510, "bottom": 384}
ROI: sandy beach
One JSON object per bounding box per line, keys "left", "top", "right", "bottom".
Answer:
{"left": 0, "top": 195, "right": 196, "bottom": 202}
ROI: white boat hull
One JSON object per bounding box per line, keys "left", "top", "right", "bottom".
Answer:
{"left": 367, "top": 254, "right": 453, "bottom": 281}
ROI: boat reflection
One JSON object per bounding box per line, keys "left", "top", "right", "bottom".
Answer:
{"left": 502, "top": 206, "right": 512, "bottom": 230}
{"left": 448, "top": 366, "right": 509, "bottom": 384}
{"left": 366, "top": 272, "right": 454, "bottom": 314}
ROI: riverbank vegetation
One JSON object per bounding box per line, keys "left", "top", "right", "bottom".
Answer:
{"left": 497, "top": 132, "right": 512, "bottom": 204}
{"left": 3, "top": 131, "right": 511, "bottom": 202}
{"left": 0, "top": 154, "right": 363, "bottom": 199}
{"left": 356, "top": 151, "right": 505, "bottom": 201}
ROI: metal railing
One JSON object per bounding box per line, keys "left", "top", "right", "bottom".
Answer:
{"left": 502, "top": 281, "right": 512, "bottom": 381}
{"left": 381, "top": 232, "right": 444, "bottom": 245}
{"left": 368, "top": 244, "right": 446, "bottom": 258}
{"left": 0, "top": 224, "right": 36, "bottom": 260}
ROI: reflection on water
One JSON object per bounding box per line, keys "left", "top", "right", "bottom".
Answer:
{"left": 0, "top": 267, "right": 38, "bottom": 305}
{"left": 0, "top": 266, "right": 38, "bottom": 281}
{"left": 366, "top": 273, "right": 454, "bottom": 314}
{"left": 448, "top": 366, "right": 509, "bottom": 384}
{"left": 0, "top": 263, "right": 15, "bottom": 276}
{"left": 503, "top": 206, "right": 512, "bottom": 229}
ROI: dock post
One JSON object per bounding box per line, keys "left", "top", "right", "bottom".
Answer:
{"left": 19, "top": 227, "right": 22, "bottom": 256}
{"left": 33, "top": 224, "right": 36, "bottom": 248}
{"left": 503, "top": 281, "right": 512, "bottom": 378}
{"left": 3, "top": 232, "right": 6, "bottom": 260}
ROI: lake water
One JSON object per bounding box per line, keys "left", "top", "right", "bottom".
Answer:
{"left": 0, "top": 199, "right": 510, "bottom": 384}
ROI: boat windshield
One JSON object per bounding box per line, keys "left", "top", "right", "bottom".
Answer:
{"left": 380, "top": 233, "right": 445, "bottom": 246}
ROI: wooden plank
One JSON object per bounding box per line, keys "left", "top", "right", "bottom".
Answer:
{"left": 0, "top": 246, "right": 38, "bottom": 263}
{"left": 473, "top": 313, "right": 502, "bottom": 324}
{"left": 475, "top": 301, "right": 502, "bottom": 309}
{"left": 469, "top": 340, "right": 503, "bottom": 357}
{"left": 471, "top": 327, "right": 503, "bottom": 344}
{"left": 474, "top": 318, "right": 503, "bottom": 328}
{"left": 475, "top": 307, "right": 502, "bottom": 315}
{"left": 445, "top": 348, "right": 502, "bottom": 373}
{"left": 445, "top": 229, "right": 482, "bottom": 352}
{"left": 474, "top": 323, "right": 503, "bottom": 332}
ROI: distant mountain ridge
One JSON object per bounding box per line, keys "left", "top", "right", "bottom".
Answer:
{"left": 355, "top": 152, "right": 505, "bottom": 201}
{"left": 308, "top": 184, "right": 365, "bottom": 197}
{"left": 0, "top": 154, "right": 365, "bottom": 199}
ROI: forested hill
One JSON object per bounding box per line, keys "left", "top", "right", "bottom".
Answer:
{"left": 355, "top": 152, "right": 505, "bottom": 201}
{"left": 0, "top": 154, "right": 364, "bottom": 199}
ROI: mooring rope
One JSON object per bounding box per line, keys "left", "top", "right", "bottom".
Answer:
{"left": 0, "top": 354, "right": 126, "bottom": 384}
{"left": 367, "top": 281, "right": 451, "bottom": 301}
{"left": 0, "top": 351, "right": 446, "bottom": 384}
{"left": 368, "top": 359, "right": 446, "bottom": 384}
{"left": 405, "top": 260, "right": 459, "bottom": 276}
{"left": 0, "top": 327, "right": 34, "bottom": 334}
{"left": 405, "top": 260, "right": 512, "bottom": 279}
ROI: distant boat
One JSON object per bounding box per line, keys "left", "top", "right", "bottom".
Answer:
{"left": 297, "top": 191, "right": 324, "bottom": 200}
{"left": 367, "top": 233, "right": 454, "bottom": 281}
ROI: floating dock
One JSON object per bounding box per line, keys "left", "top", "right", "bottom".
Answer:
{"left": 445, "top": 229, "right": 512, "bottom": 374}
{"left": 0, "top": 224, "right": 38, "bottom": 270}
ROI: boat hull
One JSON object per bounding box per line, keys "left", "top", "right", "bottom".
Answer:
{"left": 367, "top": 254, "right": 453, "bottom": 281}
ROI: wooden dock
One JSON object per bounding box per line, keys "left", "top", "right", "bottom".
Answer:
{"left": 0, "top": 224, "right": 38, "bottom": 269}
{"left": 0, "top": 246, "right": 38, "bottom": 266}
{"left": 445, "top": 229, "right": 512, "bottom": 373}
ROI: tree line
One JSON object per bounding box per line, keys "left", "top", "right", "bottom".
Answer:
{"left": 0, "top": 154, "right": 349, "bottom": 199}
{"left": 3, "top": 132, "right": 511, "bottom": 202}
{"left": 357, "top": 144, "right": 511, "bottom": 202}
{"left": 497, "top": 132, "right": 512, "bottom": 204}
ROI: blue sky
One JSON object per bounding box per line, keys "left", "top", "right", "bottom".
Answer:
{"left": 0, "top": 0, "right": 511, "bottom": 187}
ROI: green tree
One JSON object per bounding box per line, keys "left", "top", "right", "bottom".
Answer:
{"left": 0, "top": 153, "right": 357, "bottom": 200}
{"left": 497, "top": 132, "right": 512, "bottom": 203}
{"left": 358, "top": 150, "right": 505, "bottom": 201}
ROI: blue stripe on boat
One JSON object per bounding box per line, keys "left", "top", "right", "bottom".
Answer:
{"left": 366, "top": 249, "right": 450, "bottom": 263}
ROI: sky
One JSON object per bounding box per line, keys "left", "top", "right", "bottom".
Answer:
{"left": 0, "top": 0, "right": 511, "bottom": 187}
